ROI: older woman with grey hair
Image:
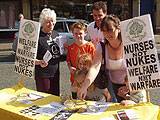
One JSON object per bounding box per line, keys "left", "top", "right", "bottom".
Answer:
{"left": 35, "top": 8, "right": 62, "bottom": 96}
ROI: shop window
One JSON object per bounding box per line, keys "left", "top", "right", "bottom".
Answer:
{"left": 54, "top": 22, "right": 67, "bottom": 32}
{"left": 111, "top": 0, "right": 131, "bottom": 21}
{"left": 0, "top": 1, "right": 20, "bottom": 28}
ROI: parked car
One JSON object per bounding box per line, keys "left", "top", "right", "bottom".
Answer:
{"left": 0, "top": 26, "right": 18, "bottom": 39}
{"left": 53, "top": 18, "right": 89, "bottom": 54}
{"left": 54, "top": 18, "right": 89, "bottom": 44}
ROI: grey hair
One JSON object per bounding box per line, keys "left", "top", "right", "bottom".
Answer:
{"left": 39, "top": 8, "right": 56, "bottom": 26}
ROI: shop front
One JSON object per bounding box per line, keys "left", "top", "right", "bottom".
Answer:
{"left": 0, "top": 0, "right": 22, "bottom": 38}
{"left": 0, "top": 0, "right": 132, "bottom": 29}
{"left": 0, "top": 0, "right": 22, "bottom": 29}
{"left": 1, "top": 0, "right": 159, "bottom": 37}
{"left": 30, "top": 0, "right": 132, "bottom": 22}
{"left": 31, "top": 0, "right": 95, "bottom": 22}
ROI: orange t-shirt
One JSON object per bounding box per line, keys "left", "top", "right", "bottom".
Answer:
{"left": 66, "top": 42, "right": 95, "bottom": 84}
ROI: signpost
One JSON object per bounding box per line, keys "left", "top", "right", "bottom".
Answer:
{"left": 14, "top": 19, "right": 40, "bottom": 79}
{"left": 121, "top": 14, "right": 160, "bottom": 93}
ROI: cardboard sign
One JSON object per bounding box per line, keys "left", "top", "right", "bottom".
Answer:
{"left": 14, "top": 19, "right": 40, "bottom": 78}
{"left": 120, "top": 14, "right": 160, "bottom": 91}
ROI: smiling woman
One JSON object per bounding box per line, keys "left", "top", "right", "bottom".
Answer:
{"left": 35, "top": 8, "right": 63, "bottom": 96}
{"left": 77, "top": 15, "right": 128, "bottom": 102}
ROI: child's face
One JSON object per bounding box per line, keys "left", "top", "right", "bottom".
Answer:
{"left": 73, "top": 28, "right": 85, "bottom": 42}
{"left": 78, "top": 58, "right": 90, "bottom": 70}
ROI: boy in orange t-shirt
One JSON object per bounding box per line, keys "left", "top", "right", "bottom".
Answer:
{"left": 66, "top": 22, "right": 95, "bottom": 99}
{"left": 66, "top": 22, "right": 95, "bottom": 85}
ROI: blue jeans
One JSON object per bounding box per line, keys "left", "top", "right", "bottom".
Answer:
{"left": 108, "top": 80, "right": 117, "bottom": 102}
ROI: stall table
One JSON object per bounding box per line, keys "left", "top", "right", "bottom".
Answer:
{"left": 0, "top": 84, "right": 159, "bottom": 120}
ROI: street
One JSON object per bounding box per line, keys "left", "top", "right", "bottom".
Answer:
{"left": 0, "top": 39, "right": 160, "bottom": 105}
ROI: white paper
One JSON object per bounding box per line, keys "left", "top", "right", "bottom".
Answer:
{"left": 17, "top": 93, "right": 44, "bottom": 104}
{"left": 0, "top": 93, "right": 17, "bottom": 103}
{"left": 28, "top": 93, "right": 44, "bottom": 100}
{"left": 50, "top": 102, "right": 65, "bottom": 110}
{"left": 43, "top": 50, "right": 52, "bottom": 63}
{"left": 82, "top": 102, "right": 110, "bottom": 115}
{"left": 36, "top": 102, "right": 65, "bottom": 115}
{"left": 19, "top": 99, "right": 33, "bottom": 104}
{"left": 36, "top": 107, "right": 60, "bottom": 115}
{"left": 125, "top": 109, "right": 139, "bottom": 120}
{"left": 116, "top": 109, "right": 139, "bottom": 120}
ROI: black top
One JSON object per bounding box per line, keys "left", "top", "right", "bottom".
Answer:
{"left": 35, "top": 30, "right": 61, "bottom": 77}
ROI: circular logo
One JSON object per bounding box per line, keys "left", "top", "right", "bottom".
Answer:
{"left": 126, "top": 19, "right": 146, "bottom": 42}
{"left": 22, "top": 21, "right": 36, "bottom": 39}
{"left": 51, "top": 44, "right": 59, "bottom": 55}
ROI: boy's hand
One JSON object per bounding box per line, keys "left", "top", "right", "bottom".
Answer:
{"left": 69, "top": 66, "right": 76, "bottom": 74}
{"left": 77, "top": 86, "right": 87, "bottom": 100}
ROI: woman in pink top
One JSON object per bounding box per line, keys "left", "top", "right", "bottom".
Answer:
{"left": 78, "top": 15, "right": 128, "bottom": 102}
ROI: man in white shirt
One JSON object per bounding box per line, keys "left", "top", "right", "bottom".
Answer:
{"left": 86, "top": 1, "right": 117, "bottom": 102}
{"left": 87, "top": 1, "right": 107, "bottom": 46}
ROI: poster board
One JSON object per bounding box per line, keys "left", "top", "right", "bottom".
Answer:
{"left": 14, "top": 19, "right": 40, "bottom": 78}
{"left": 120, "top": 14, "right": 160, "bottom": 91}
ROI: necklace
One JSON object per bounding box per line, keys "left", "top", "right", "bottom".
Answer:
{"left": 108, "top": 41, "right": 122, "bottom": 50}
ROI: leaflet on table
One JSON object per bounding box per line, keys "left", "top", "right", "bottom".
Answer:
{"left": 19, "top": 105, "right": 41, "bottom": 117}
{"left": 116, "top": 109, "right": 139, "bottom": 120}
{"left": 14, "top": 93, "right": 44, "bottom": 104}
{"left": 50, "top": 109, "right": 73, "bottom": 120}
{"left": 35, "top": 102, "right": 65, "bottom": 116}
{"left": 19, "top": 93, "right": 44, "bottom": 104}
{"left": 81, "top": 101, "right": 111, "bottom": 115}
{"left": 0, "top": 92, "right": 43, "bottom": 104}
{"left": 0, "top": 93, "right": 17, "bottom": 103}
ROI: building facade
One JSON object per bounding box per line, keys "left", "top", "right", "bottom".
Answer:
{"left": 0, "top": 0, "right": 159, "bottom": 34}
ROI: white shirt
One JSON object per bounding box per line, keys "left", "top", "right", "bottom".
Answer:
{"left": 108, "top": 59, "right": 124, "bottom": 70}
{"left": 87, "top": 22, "right": 104, "bottom": 46}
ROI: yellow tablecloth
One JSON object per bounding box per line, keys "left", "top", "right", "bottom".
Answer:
{"left": 0, "top": 84, "right": 159, "bottom": 120}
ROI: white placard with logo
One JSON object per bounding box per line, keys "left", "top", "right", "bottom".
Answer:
{"left": 120, "top": 14, "right": 160, "bottom": 91}
{"left": 14, "top": 19, "right": 40, "bottom": 78}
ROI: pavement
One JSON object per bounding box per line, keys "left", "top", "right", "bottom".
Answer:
{"left": 0, "top": 39, "right": 13, "bottom": 51}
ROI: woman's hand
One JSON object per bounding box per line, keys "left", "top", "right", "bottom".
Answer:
{"left": 35, "top": 59, "right": 48, "bottom": 68}
{"left": 40, "top": 60, "right": 48, "bottom": 68}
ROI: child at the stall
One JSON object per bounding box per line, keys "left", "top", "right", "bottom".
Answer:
{"left": 72, "top": 53, "right": 111, "bottom": 101}
{"left": 117, "top": 77, "right": 147, "bottom": 105}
